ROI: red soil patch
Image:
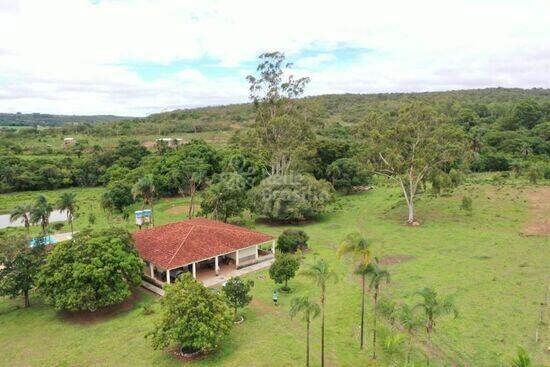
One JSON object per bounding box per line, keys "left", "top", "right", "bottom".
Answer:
{"left": 378, "top": 255, "right": 414, "bottom": 266}
{"left": 522, "top": 187, "right": 550, "bottom": 236}
{"left": 59, "top": 290, "right": 142, "bottom": 325}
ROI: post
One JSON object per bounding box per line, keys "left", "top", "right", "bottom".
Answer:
{"left": 149, "top": 262, "right": 154, "bottom": 278}
{"left": 192, "top": 262, "right": 196, "bottom": 279}
{"left": 235, "top": 250, "right": 240, "bottom": 268}
{"left": 255, "top": 245, "right": 259, "bottom": 261}
{"left": 215, "top": 256, "right": 219, "bottom": 276}
{"left": 271, "top": 239, "right": 276, "bottom": 255}
{"left": 166, "top": 269, "right": 171, "bottom": 284}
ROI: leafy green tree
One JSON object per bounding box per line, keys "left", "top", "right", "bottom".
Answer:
{"left": 290, "top": 296, "right": 320, "bottom": 367}
{"left": 171, "top": 157, "right": 209, "bottom": 218}
{"left": 30, "top": 195, "right": 53, "bottom": 235}
{"left": 238, "top": 51, "right": 314, "bottom": 175}
{"left": 133, "top": 175, "right": 156, "bottom": 225}
{"left": 0, "top": 235, "right": 45, "bottom": 307}
{"left": 414, "top": 287, "right": 458, "bottom": 365}
{"left": 9, "top": 203, "right": 32, "bottom": 239}
{"left": 338, "top": 233, "right": 373, "bottom": 350}
{"left": 200, "top": 173, "right": 247, "bottom": 222}
{"left": 147, "top": 273, "right": 232, "bottom": 353}
{"left": 249, "top": 174, "right": 332, "bottom": 222}
{"left": 114, "top": 139, "right": 149, "bottom": 169}
{"left": 512, "top": 99, "right": 543, "bottom": 129}
{"left": 37, "top": 228, "right": 142, "bottom": 311}
{"left": 222, "top": 277, "right": 254, "bottom": 321}
{"left": 326, "top": 158, "right": 370, "bottom": 193}
{"left": 277, "top": 229, "right": 309, "bottom": 253}
{"left": 104, "top": 181, "right": 134, "bottom": 212}
{"left": 362, "top": 262, "right": 390, "bottom": 359}
{"left": 57, "top": 192, "right": 78, "bottom": 234}
{"left": 362, "top": 104, "right": 467, "bottom": 224}
{"left": 269, "top": 252, "right": 300, "bottom": 291}
{"left": 302, "top": 258, "right": 338, "bottom": 367}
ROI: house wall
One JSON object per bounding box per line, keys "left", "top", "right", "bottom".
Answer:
{"left": 239, "top": 246, "right": 257, "bottom": 259}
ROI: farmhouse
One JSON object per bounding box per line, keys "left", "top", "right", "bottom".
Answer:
{"left": 133, "top": 218, "right": 275, "bottom": 290}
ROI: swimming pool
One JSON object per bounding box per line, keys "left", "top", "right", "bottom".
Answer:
{"left": 29, "top": 235, "right": 57, "bottom": 247}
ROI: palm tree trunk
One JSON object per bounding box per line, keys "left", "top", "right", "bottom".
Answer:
{"left": 360, "top": 273, "right": 365, "bottom": 350}
{"left": 373, "top": 291, "right": 378, "bottom": 359}
{"left": 321, "top": 292, "right": 325, "bottom": 367}
{"left": 25, "top": 223, "right": 30, "bottom": 240}
{"left": 306, "top": 318, "right": 310, "bottom": 367}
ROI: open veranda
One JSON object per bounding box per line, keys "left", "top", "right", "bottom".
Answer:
{"left": 0, "top": 182, "right": 548, "bottom": 366}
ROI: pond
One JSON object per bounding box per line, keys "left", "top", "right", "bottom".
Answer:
{"left": 0, "top": 210, "right": 66, "bottom": 229}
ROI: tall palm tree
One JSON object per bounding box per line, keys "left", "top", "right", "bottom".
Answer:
{"left": 30, "top": 195, "right": 53, "bottom": 236}
{"left": 414, "top": 287, "right": 458, "bottom": 365}
{"left": 398, "top": 303, "right": 423, "bottom": 364}
{"left": 290, "top": 296, "right": 321, "bottom": 367}
{"left": 362, "top": 261, "right": 390, "bottom": 359}
{"left": 133, "top": 175, "right": 156, "bottom": 226}
{"left": 10, "top": 203, "right": 32, "bottom": 239}
{"left": 338, "top": 233, "right": 373, "bottom": 350}
{"left": 57, "top": 192, "right": 78, "bottom": 234}
{"left": 302, "top": 258, "right": 338, "bottom": 367}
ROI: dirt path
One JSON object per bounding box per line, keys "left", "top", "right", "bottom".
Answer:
{"left": 522, "top": 187, "right": 550, "bottom": 236}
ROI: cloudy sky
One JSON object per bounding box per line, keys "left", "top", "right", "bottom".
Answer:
{"left": 1, "top": 0, "right": 549, "bottom": 116}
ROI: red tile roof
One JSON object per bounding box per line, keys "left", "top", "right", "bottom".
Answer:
{"left": 132, "top": 218, "right": 274, "bottom": 270}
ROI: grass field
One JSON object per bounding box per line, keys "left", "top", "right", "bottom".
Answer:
{"left": 0, "top": 183, "right": 549, "bottom": 366}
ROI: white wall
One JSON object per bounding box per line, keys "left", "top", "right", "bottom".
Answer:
{"left": 238, "top": 246, "right": 257, "bottom": 259}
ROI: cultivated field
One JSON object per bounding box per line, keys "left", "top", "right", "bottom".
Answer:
{"left": 0, "top": 183, "right": 548, "bottom": 366}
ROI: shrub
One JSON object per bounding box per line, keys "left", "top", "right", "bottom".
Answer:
{"left": 461, "top": 196, "right": 473, "bottom": 213}
{"left": 37, "top": 228, "right": 143, "bottom": 312}
{"left": 147, "top": 273, "right": 232, "bottom": 353}
{"left": 277, "top": 229, "right": 309, "bottom": 253}
{"left": 269, "top": 252, "right": 300, "bottom": 291}
{"left": 249, "top": 174, "right": 332, "bottom": 222}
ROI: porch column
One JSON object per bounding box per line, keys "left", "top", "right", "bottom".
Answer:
{"left": 166, "top": 269, "right": 171, "bottom": 284}
{"left": 192, "top": 262, "right": 196, "bottom": 279}
{"left": 255, "top": 245, "right": 259, "bottom": 260}
{"left": 235, "top": 250, "right": 240, "bottom": 268}
{"left": 149, "top": 262, "right": 154, "bottom": 278}
{"left": 271, "top": 239, "right": 276, "bottom": 254}
{"left": 215, "top": 256, "right": 219, "bottom": 276}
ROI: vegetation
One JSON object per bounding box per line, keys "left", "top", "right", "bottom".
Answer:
{"left": 37, "top": 228, "right": 142, "bottom": 311}
{"left": 222, "top": 277, "right": 254, "bottom": 321}
{"left": 276, "top": 229, "right": 309, "bottom": 253}
{"left": 269, "top": 252, "right": 300, "bottom": 291}
{"left": 289, "top": 296, "right": 320, "bottom": 367}
{"left": 56, "top": 192, "right": 78, "bottom": 234}
{"left": 148, "top": 273, "right": 232, "bottom": 354}
{"left": 200, "top": 173, "right": 247, "bottom": 222}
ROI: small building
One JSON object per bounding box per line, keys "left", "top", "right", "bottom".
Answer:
{"left": 132, "top": 218, "right": 275, "bottom": 291}
{"left": 63, "top": 137, "right": 76, "bottom": 145}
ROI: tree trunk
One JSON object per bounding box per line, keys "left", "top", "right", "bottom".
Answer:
{"left": 24, "top": 290, "right": 30, "bottom": 308}
{"left": 306, "top": 318, "right": 310, "bottom": 367}
{"left": 360, "top": 274, "right": 365, "bottom": 350}
{"left": 234, "top": 307, "right": 238, "bottom": 321}
{"left": 70, "top": 218, "right": 74, "bottom": 234}
{"left": 321, "top": 292, "right": 325, "bottom": 367}
{"left": 407, "top": 200, "right": 415, "bottom": 224}
{"left": 150, "top": 201, "right": 155, "bottom": 227}
{"left": 188, "top": 184, "right": 195, "bottom": 219}
{"left": 372, "top": 291, "right": 378, "bottom": 359}
{"left": 25, "top": 224, "right": 30, "bottom": 240}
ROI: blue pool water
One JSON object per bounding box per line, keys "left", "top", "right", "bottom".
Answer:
{"left": 29, "top": 235, "right": 57, "bottom": 247}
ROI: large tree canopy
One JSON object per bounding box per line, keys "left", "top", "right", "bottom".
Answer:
{"left": 37, "top": 228, "right": 142, "bottom": 312}
{"left": 360, "top": 103, "right": 467, "bottom": 224}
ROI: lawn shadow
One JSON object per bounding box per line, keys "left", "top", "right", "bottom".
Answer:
{"left": 58, "top": 289, "right": 145, "bottom": 325}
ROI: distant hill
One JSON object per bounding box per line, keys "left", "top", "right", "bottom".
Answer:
{"left": 0, "top": 112, "right": 131, "bottom": 127}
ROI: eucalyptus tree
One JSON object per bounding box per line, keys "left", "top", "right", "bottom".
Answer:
{"left": 338, "top": 233, "right": 373, "bottom": 350}
{"left": 57, "top": 192, "right": 78, "bottom": 234}
{"left": 133, "top": 175, "right": 156, "bottom": 226}
{"left": 9, "top": 203, "right": 32, "bottom": 239}
{"left": 302, "top": 258, "right": 338, "bottom": 367}
{"left": 238, "top": 51, "right": 314, "bottom": 175}
{"left": 290, "top": 296, "right": 320, "bottom": 367}
{"left": 358, "top": 104, "right": 467, "bottom": 224}
{"left": 414, "top": 287, "right": 458, "bottom": 365}
{"left": 30, "top": 195, "right": 53, "bottom": 236}
{"left": 362, "top": 261, "right": 390, "bottom": 359}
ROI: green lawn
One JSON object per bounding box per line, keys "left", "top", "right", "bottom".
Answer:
{"left": 0, "top": 184, "right": 548, "bottom": 366}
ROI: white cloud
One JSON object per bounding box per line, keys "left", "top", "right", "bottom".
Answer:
{"left": 0, "top": 0, "right": 549, "bottom": 115}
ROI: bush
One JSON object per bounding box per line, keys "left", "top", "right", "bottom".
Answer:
{"left": 37, "top": 228, "right": 143, "bottom": 312}
{"left": 277, "top": 229, "right": 309, "bottom": 253}
{"left": 470, "top": 153, "right": 510, "bottom": 172}
{"left": 147, "top": 273, "right": 232, "bottom": 353}
{"left": 527, "top": 165, "right": 544, "bottom": 184}
{"left": 461, "top": 196, "right": 473, "bottom": 213}
{"left": 249, "top": 174, "right": 332, "bottom": 222}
